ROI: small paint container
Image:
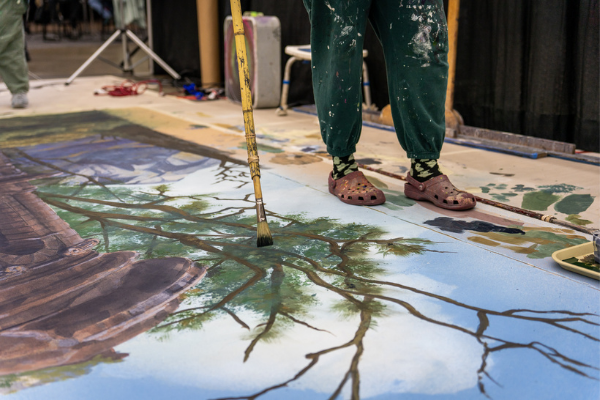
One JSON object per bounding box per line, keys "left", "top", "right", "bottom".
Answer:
{"left": 593, "top": 231, "right": 600, "bottom": 264}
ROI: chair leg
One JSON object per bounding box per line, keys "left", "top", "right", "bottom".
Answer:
{"left": 362, "top": 61, "right": 372, "bottom": 108}
{"left": 277, "top": 56, "right": 297, "bottom": 116}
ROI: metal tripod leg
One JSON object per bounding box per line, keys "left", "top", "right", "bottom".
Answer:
{"left": 65, "top": 30, "right": 122, "bottom": 85}
{"left": 65, "top": 0, "right": 180, "bottom": 85}
{"left": 122, "top": 30, "right": 130, "bottom": 72}
{"left": 125, "top": 30, "right": 181, "bottom": 80}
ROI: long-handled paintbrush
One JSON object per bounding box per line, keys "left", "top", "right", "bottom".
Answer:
{"left": 358, "top": 163, "right": 596, "bottom": 235}
{"left": 230, "top": 0, "right": 273, "bottom": 247}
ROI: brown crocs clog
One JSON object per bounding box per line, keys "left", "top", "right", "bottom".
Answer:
{"left": 404, "top": 173, "right": 476, "bottom": 210}
{"left": 328, "top": 171, "right": 386, "bottom": 206}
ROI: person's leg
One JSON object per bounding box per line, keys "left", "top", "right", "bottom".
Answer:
{"left": 303, "top": 0, "right": 371, "bottom": 159}
{"left": 369, "top": 0, "right": 474, "bottom": 209}
{"left": 0, "top": 4, "right": 30, "bottom": 102}
{"left": 303, "top": 0, "right": 386, "bottom": 206}
{"left": 369, "top": 0, "right": 447, "bottom": 162}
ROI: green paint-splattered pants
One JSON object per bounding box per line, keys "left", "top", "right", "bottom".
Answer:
{"left": 0, "top": 0, "right": 29, "bottom": 95}
{"left": 303, "top": 0, "right": 448, "bottom": 159}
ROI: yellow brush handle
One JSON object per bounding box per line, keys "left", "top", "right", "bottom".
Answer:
{"left": 230, "top": 0, "right": 264, "bottom": 202}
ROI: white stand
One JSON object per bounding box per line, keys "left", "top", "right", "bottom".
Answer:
{"left": 65, "top": 0, "right": 180, "bottom": 85}
{"left": 276, "top": 45, "right": 371, "bottom": 116}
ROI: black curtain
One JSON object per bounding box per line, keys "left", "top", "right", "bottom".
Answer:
{"left": 151, "top": 0, "right": 599, "bottom": 151}
{"left": 150, "top": 0, "right": 228, "bottom": 83}
{"left": 151, "top": 0, "right": 200, "bottom": 78}
{"left": 454, "top": 0, "right": 599, "bottom": 151}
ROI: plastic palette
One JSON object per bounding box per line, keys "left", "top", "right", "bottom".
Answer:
{"left": 552, "top": 242, "right": 600, "bottom": 280}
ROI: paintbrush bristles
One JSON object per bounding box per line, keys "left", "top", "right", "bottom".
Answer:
{"left": 256, "top": 221, "right": 273, "bottom": 247}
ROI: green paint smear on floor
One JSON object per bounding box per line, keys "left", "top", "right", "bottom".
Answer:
{"left": 538, "top": 184, "right": 582, "bottom": 194}
{"left": 382, "top": 189, "right": 416, "bottom": 209}
{"left": 554, "top": 194, "right": 595, "bottom": 215}
{"left": 522, "top": 231, "right": 588, "bottom": 259}
{"left": 490, "top": 192, "right": 518, "bottom": 202}
{"left": 522, "top": 191, "right": 561, "bottom": 211}
{"left": 238, "top": 142, "right": 284, "bottom": 153}
{"left": 365, "top": 176, "right": 416, "bottom": 210}
{"left": 511, "top": 184, "right": 535, "bottom": 192}
{"left": 470, "top": 230, "right": 587, "bottom": 259}
{"left": 364, "top": 175, "right": 388, "bottom": 189}
{"left": 565, "top": 214, "right": 593, "bottom": 226}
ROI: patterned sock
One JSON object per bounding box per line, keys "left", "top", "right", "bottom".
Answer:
{"left": 332, "top": 154, "right": 359, "bottom": 180}
{"left": 410, "top": 158, "right": 443, "bottom": 182}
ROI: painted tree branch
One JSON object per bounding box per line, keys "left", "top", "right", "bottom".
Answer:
{"left": 33, "top": 167, "right": 599, "bottom": 400}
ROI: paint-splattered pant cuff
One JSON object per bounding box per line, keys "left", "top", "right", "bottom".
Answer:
{"left": 327, "top": 145, "right": 357, "bottom": 158}
{"left": 406, "top": 152, "right": 441, "bottom": 160}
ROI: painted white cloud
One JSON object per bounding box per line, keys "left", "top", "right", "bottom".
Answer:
{"left": 105, "top": 282, "right": 483, "bottom": 399}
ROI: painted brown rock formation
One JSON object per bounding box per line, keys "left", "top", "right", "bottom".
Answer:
{"left": 0, "top": 152, "right": 206, "bottom": 376}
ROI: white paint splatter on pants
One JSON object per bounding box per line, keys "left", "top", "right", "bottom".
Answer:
{"left": 409, "top": 24, "right": 433, "bottom": 67}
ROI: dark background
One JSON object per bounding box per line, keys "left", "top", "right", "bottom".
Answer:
{"left": 151, "top": 0, "right": 599, "bottom": 152}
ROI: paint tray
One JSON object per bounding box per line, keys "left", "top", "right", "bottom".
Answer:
{"left": 552, "top": 242, "right": 600, "bottom": 280}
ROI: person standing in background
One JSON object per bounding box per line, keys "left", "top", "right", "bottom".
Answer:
{"left": 0, "top": 0, "right": 29, "bottom": 109}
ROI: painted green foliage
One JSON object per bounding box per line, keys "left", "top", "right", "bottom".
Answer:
{"left": 0, "top": 355, "right": 122, "bottom": 395}
{"left": 34, "top": 181, "right": 431, "bottom": 339}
